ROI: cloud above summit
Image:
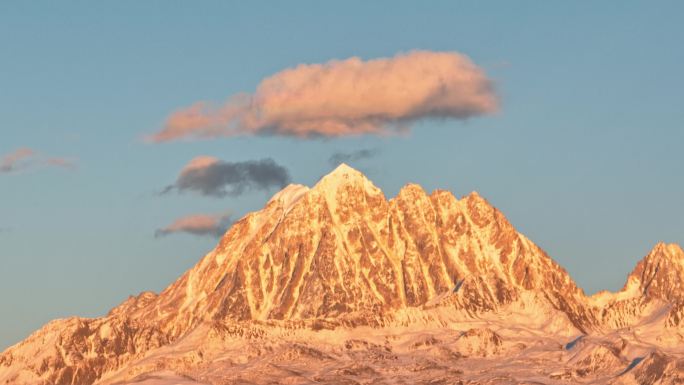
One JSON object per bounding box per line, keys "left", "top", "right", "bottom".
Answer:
{"left": 150, "top": 50, "right": 497, "bottom": 141}
{"left": 328, "top": 148, "right": 379, "bottom": 167}
{"left": 161, "top": 157, "right": 291, "bottom": 197}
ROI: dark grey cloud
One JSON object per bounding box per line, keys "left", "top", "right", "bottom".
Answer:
{"left": 328, "top": 148, "right": 379, "bottom": 167}
{"left": 162, "top": 157, "right": 291, "bottom": 197}
{"left": 155, "top": 213, "right": 233, "bottom": 238}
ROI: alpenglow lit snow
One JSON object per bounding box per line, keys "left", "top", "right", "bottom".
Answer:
{"left": 2, "top": 166, "right": 683, "bottom": 385}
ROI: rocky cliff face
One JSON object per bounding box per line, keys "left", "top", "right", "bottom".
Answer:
{"left": 1, "top": 165, "right": 682, "bottom": 385}
{"left": 628, "top": 242, "right": 684, "bottom": 301}
{"left": 593, "top": 242, "right": 684, "bottom": 330}
{"left": 151, "top": 164, "right": 592, "bottom": 328}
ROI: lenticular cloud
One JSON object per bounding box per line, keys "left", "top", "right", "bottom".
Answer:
{"left": 150, "top": 50, "right": 497, "bottom": 141}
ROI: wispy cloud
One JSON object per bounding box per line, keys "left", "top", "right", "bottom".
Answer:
{"left": 161, "top": 157, "right": 290, "bottom": 198}
{"left": 1, "top": 148, "right": 35, "bottom": 173}
{"left": 0, "top": 148, "right": 76, "bottom": 174}
{"left": 155, "top": 213, "right": 233, "bottom": 238}
{"left": 45, "top": 157, "right": 76, "bottom": 169}
{"left": 149, "top": 50, "right": 497, "bottom": 142}
{"left": 328, "top": 148, "right": 379, "bottom": 167}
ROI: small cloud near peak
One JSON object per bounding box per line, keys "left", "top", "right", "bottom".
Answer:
{"left": 161, "top": 157, "right": 290, "bottom": 198}
{"left": 155, "top": 213, "right": 233, "bottom": 238}
{"left": 328, "top": 148, "right": 379, "bottom": 167}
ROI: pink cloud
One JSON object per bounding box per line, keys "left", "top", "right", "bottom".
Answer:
{"left": 182, "top": 155, "right": 220, "bottom": 172}
{"left": 155, "top": 213, "right": 233, "bottom": 238}
{"left": 0, "top": 148, "right": 35, "bottom": 173}
{"left": 0, "top": 148, "right": 75, "bottom": 174}
{"left": 149, "top": 50, "right": 498, "bottom": 141}
{"left": 46, "top": 157, "right": 77, "bottom": 169}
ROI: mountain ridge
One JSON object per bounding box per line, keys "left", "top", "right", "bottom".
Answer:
{"left": 2, "top": 164, "right": 683, "bottom": 385}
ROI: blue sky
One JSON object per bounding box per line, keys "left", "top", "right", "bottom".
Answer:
{"left": 1, "top": 1, "right": 683, "bottom": 349}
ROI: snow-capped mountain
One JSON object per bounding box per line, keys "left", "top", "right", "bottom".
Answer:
{"left": 1, "top": 165, "right": 683, "bottom": 385}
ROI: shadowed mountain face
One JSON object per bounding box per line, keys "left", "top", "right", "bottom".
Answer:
{"left": 2, "top": 165, "right": 683, "bottom": 385}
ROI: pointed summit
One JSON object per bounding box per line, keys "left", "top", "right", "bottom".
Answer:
{"left": 320, "top": 163, "right": 366, "bottom": 182}
{"left": 312, "top": 163, "right": 382, "bottom": 196}
{"left": 330, "top": 162, "right": 358, "bottom": 175}
{"left": 640, "top": 242, "right": 684, "bottom": 268}
{"left": 651, "top": 242, "right": 684, "bottom": 257}
{"left": 626, "top": 242, "right": 684, "bottom": 300}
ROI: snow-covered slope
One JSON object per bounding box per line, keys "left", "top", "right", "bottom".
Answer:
{"left": 1, "top": 165, "right": 683, "bottom": 385}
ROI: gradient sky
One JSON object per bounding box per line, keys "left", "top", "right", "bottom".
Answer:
{"left": 1, "top": 1, "right": 683, "bottom": 350}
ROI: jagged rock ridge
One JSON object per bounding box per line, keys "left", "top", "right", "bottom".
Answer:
{"left": 1, "top": 164, "right": 683, "bottom": 385}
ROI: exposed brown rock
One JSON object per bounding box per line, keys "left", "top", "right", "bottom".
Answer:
{"left": 2, "top": 165, "right": 683, "bottom": 385}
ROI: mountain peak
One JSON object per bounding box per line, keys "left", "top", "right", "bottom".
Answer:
{"left": 397, "top": 182, "right": 426, "bottom": 197}
{"left": 330, "top": 162, "right": 357, "bottom": 174}
{"left": 625, "top": 242, "right": 684, "bottom": 300}
{"left": 465, "top": 190, "right": 487, "bottom": 202}
{"left": 639, "top": 241, "right": 684, "bottom": 267}
{"left": 322, "top": 162, "right": 366, "bottom": 182}
{"left": 5, "top": 168, "right": 684, "bottom": 385}
{"left": 312, "top": 163, "right": 380, "bottom": 195}
{"left": 650, "top": 242, "right": 684, "bottom": 258}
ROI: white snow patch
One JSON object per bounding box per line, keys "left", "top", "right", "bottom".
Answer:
{"left": 268, "top": 183, "right": 310, "bottom": 213}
